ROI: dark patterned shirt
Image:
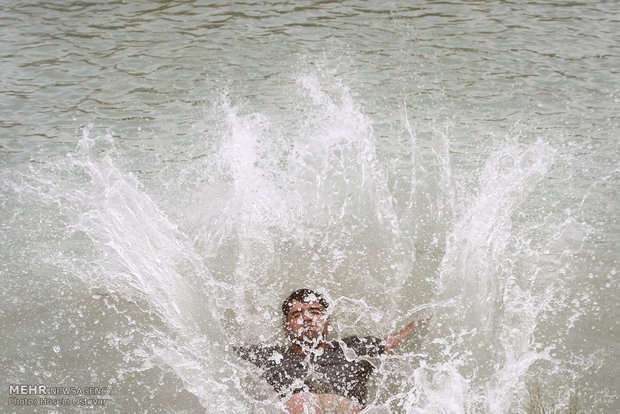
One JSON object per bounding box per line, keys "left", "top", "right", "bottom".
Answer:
{"left": 235, "top": 336, "right": 385, "bottom": 405}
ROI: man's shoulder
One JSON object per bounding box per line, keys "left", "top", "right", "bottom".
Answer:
{"left": 341, "top": 335, "right": 382, "bottom": 345}
{"left": 340, "top": 335, "right": 385, "bottom": 356}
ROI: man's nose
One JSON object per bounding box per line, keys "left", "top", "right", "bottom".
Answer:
{"left": 302, "top": 312, "right": 316, "bottom": 321}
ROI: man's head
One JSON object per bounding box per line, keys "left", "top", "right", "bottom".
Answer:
{"left": 282, "top": 289, "right": 330, "bottom": 349}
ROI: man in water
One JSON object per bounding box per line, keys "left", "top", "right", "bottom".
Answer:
{"left": 235, "top": 289, "right": 430, "bottom": 413}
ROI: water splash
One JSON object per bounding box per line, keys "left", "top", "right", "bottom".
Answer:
{"left": 2, "top": 71, "right": 611, "bottom": 412}
{"left": 412, "top": 139, "right": 558, "bottom": 412}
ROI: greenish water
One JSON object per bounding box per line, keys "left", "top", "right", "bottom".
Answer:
{"left": 1, "top": 1, "right": 618, "bottom": 412}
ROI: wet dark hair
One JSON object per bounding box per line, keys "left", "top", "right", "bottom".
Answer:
{"left": 282, "top": 289, "right": 329, "bottom": 318}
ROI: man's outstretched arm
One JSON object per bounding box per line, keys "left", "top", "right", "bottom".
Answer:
{"left": 384, "top": 317, "right": 431, "bottom": 354}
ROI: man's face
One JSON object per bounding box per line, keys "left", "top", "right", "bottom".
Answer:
{"left": 284, "top": 300, "right": 330, "bottom": 346}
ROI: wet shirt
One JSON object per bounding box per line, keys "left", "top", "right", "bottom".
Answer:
{"left": 235, "top": 336, "right": 385, "bottom": 405}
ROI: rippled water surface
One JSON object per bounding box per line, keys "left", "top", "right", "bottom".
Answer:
{"left": 1, "top": 1, "right": 618, "bottom": 413}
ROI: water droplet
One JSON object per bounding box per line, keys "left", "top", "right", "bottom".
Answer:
{"left": 53, "top": 345, "right": 60, "bottom": 353}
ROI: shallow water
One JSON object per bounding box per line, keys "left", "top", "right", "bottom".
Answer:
{"left": 1, "top": 1, "right": 618, "bottom": 413}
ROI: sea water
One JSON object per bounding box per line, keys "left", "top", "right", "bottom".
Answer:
{"left": 1, "top": 1, "right": 618, "bottom": 413}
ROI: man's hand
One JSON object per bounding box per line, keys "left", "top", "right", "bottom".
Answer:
{"left": 384, "top": 316, "right": 431, "bottom": 354}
